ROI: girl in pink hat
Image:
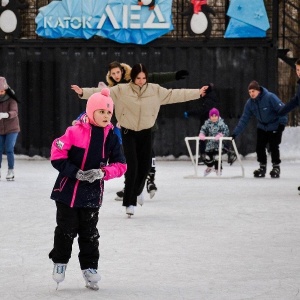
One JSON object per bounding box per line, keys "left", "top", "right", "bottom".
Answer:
{"left": 49, "top": 88, "right": 127, "bottom": 290}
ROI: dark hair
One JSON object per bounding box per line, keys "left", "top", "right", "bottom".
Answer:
{"left": 108, "top": 61, "right": 123, "bottom": 71}
{"left": 108, "top": 61, "right": 125, "bottom": 80}
{"left": 130, "top": 63, "right": 148, "bottom": 82}
{"left": 295, "top": 59, "right": 300, "bottom": 66}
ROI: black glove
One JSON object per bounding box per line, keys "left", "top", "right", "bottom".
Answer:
{"left": 277, "top": 124, "right": 285, "bottom": 132}
{"left": 175, "top": 70, "right": 189, "bottom": 80}
{"left": 231, "top": 134, "right": 237, "bottom": 140}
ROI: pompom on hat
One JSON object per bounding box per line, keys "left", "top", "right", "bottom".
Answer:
{"left": 209, "top": 107, "right": 220, "bottom": 118}
{"left": 0, "top": 77, "right": 8, "bottom": 90}
{"left": 86, "top": 88, "right": 114, "bottom": 125}
{"left": 248, "top": 80, "right": 261, "bottom": 91}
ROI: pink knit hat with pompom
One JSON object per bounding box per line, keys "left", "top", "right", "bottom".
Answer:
{"left": 86, "top": 88, "right": 114, "bottom": 125}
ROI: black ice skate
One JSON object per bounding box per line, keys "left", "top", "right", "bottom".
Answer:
{"left": 227, "top": 150, "right": 237, "bottom": 165}
{"left": 253, "top": 165, "right": 266, "bottom": 178}
{"left": 270, "top": 165, "right": 280, "bottom": 178}
{"left": 115, "top": 188, "right": 124, "bottom": 201}
{"left": 198, "top": 153, "right": 206, "bottom": 165}
{"left": 146, "top": 173, "right": 157, "bottom": 199}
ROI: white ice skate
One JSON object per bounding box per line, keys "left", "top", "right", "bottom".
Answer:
{"left": 137, "top": 192, "right": 144, "bottom": 206}
{"left": 6, "top": 169, "right": 14, "bottom": 181}
{"left": 126, "top": 205, "right": 134, "bottom": 218}
{"left": 52, "top": 263, "right": 67, "bottom": 290}
{"left": 82, "top": 268, "right": 101, "bottom": 290}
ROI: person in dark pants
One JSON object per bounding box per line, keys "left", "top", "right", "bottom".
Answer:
{"left": 232, "top": 80, "right": 287, "bottom": 178}
{"left": 184, "top": 83, "right": 236, "bottom": 165}
{"left": 49, "top": 88, "right": 126, "bottom": 290}
{"left": 71, "top": 61, "right": 189, "bottom": 201}
{"left": 184, "top": 83, "right": 219, "bottom": 163}
{"left": 108, "top": 63, "right": 209, "bottom": 216}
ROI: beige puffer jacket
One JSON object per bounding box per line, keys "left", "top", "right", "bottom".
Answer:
{"left": 109, "top": 82, "right": 200, "bottom": 131}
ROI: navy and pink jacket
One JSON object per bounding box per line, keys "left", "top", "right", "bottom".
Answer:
{"left": 50, "top": 121, "right": 127, "bottom": 208}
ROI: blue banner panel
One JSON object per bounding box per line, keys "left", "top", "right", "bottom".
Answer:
{"left": 224, "top": 19, "right": 266, "bottom": 38}
{"left": 35, "top": 0, "right": 173, "bottom": 45}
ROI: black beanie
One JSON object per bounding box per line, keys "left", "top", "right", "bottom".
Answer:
{"left": 248, "top": 80, "right": 260, "bottom": 91}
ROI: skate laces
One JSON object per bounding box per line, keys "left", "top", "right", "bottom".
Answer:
{"left": 54, "top": 264, "right": 66, "bottom": 274}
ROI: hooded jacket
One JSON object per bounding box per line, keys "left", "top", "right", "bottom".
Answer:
{"left": 233, "top": 86, "right": 288, "bottom": 137}
{"left": 50, "top": 121, "right": 127, "bottom": 208}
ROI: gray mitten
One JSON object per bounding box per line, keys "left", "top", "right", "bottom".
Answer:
{"left": 85, "top": 169, "right": 105, "bottom": 183}
{"left": 76, "top": 170, "right": 87, "bottom": 181}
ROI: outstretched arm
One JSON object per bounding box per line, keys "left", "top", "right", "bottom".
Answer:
{"left": 71, "top": 85, "right": 83, "bottom": 97}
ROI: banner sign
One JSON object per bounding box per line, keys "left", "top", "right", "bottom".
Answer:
{"left": 35, "top": 0, "right": 173, "bottom": 45}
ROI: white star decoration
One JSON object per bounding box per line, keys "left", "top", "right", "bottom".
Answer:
{"left": 254, "top": 9, "right": 264, "bottom": 19}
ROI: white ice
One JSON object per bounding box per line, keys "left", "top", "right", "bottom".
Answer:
{"left": 1, "top": 127, "right": 300, "bottom": 299}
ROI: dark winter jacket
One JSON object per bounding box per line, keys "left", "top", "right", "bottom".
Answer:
{"left": 50, "top": 122, "right": 127, "bottom": 208}
{"left": 233, "top": 87, "right": 288, "bottom": 137}
{"left": 278, "top": 79, "right": 300, "bottom": 115}
{"left": 0, "top": 94, "right": 20, "bottom": 135}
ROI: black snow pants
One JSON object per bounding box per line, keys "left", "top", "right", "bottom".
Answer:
{"left": 49, "top": 201, "right": 100, "bottom": 270}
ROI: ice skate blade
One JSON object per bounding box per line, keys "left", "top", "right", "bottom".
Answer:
{"left": 149, "top": 190, "right": 156, "bottom": 199}
{"left": 127, "top": 214, "right": 133, "bottom": 218}
{"left": 253, "top": 174, "right": 265, "bottom": 178}
{"left": 85, "top": 282, "right": 99, "bottom": 290}
{"left": 114, "top": 196, "right": 123, "bottom": 201}
{"left": 6, "top": 178, "right": 14, "bottom": 181}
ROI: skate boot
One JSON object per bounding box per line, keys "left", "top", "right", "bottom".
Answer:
{"left": 6, "top": 169, "right": 14, "bottom": 181}
{"left": 146, "top": 173, "right": 157, "bottom": 199}
{"left": 52, "top": 263, "right": 67, "bottom": 289}
{"left": 253, "top": 164, "right": 266, "bottom": 178}
{"left": 270, "top": 164, "right": 280, "bottom": 178}
{"left": 126, "top": 205, "right": 134, "bottom": 218}
{"left": 198, "top": 153, "right": 206, "bottom": 165}
{"left": 204, "top": 167, "right": 213, "bottom": 176}
{"left": 227, "top": 150, "right": 237, "bottom": 165}
{"left": 82, "top": 268, "right": 101, "bottom": 290}
{"left": 298, "top": 186, "right": 300, "bottom": 195}
{"left": 115, "top": 188, "right": 124, "bottom": 201}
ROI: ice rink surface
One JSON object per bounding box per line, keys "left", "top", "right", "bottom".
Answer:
{"left": 1, "top": 153, "right": 300, "bottom": 300}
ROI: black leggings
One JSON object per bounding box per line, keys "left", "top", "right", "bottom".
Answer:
{"left": 121, "top": 127, "right": 152, "bottom": 207}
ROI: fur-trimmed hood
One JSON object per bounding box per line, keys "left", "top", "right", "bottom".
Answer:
{"left": 106, "top": 63, "right": 132, "bottom": 87}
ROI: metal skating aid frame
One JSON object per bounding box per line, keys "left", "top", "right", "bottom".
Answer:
{"left": 184, "top": 136, "right": 244, "bottom": 178}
